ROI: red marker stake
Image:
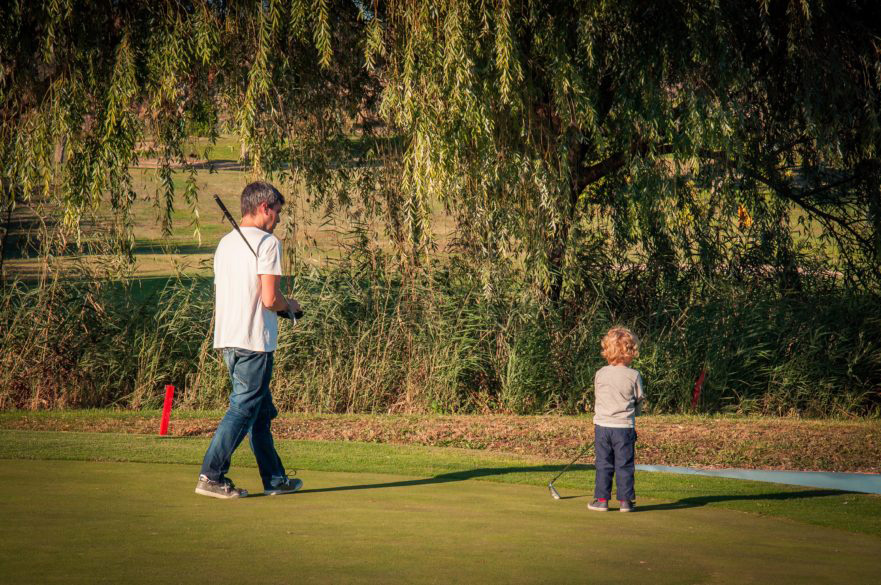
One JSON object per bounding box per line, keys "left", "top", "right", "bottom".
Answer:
{"left": 159, "top": 384, "right": 175, "bottom": 436}
{"left": 691, "top": 370, "right": 706, "bottom": 410}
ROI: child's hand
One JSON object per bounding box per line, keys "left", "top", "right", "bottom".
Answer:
{"left": 635, "top": 398, "right": 646, "bottom": 416}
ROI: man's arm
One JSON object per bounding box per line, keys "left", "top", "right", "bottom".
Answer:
{"left": 259, "top": 274, "right": 300, "bottom": 314}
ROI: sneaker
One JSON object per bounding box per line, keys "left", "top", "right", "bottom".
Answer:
{"left": 588, "top": 499, "right": 609, "bottom": 511}
{"left": 195, "top": 475, "right": 248, "bottom": 499}
{"left": 619, "top": 500, "right": 635, "bottom": 512}
{"left": 264, "top": 476, "right": 303, "bottom": 496}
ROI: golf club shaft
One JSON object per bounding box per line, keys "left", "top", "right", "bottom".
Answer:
{"left": 550, "top": 442, "right": 593, "bottom": 484}
{"left": 213, "top": 195, "right": 257, "bottom": 257}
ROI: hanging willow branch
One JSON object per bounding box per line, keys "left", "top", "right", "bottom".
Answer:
{"left": 376, "top": 0, "right": 881, "bottom": 296}
{"left": 0, "top": 0, "right": 372, "bottom": 269}
{"left": 1, "top": 0, "right": 879, "bottom": 295}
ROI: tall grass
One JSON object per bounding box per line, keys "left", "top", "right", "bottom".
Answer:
{"left": 1, "top": 252, "right": 879, "bottom": 416}
{"left": 634, "top": 286, "right": 881, "bottom": 416}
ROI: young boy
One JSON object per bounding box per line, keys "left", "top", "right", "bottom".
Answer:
{"left": 588, "top": 327, "right": 645, "bottom": 512}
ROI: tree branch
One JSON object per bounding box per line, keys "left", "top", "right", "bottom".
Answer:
{"left": 696, "top": 150, "right": 873, "bottom": 247}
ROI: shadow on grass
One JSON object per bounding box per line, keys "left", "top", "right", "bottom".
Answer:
{"left": 634, "top": 489, "right": 847, "bottom": 512}
{"left": 292, "top": 465, "right": 847, "bottom": 512}
{"left": 295, "top": 464, "right": 596, "bottom": 495}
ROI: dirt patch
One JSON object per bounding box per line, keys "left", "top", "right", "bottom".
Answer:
{"left": 3, "top": 414, "right": 879, "bottom": 473}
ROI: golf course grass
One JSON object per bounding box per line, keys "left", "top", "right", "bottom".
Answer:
{"left": 2, "top": 430, "right": 880, "bottom": 584}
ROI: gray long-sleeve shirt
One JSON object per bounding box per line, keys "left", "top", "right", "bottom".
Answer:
{"left": 592, "top": 364, "right": 645, "bottom": 428}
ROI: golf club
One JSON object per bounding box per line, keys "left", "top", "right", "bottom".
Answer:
{"left": 213, "top": 194, "right": 303, "bottom": 320}
{"left": 548, "top": 441, "right": 594, "bottom": 499}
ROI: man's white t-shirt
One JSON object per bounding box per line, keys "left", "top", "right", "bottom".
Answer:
{"left": 213, "top": 227, "right": 283, "bottom": 352}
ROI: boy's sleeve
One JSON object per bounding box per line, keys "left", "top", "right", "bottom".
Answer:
{"left": 634, "top": 373, "right": 645, "bottom": 416}
{"left": 588, "top": 369, "right": 600, "bottom": 413}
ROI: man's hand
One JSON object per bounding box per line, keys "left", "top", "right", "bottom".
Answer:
{"left": 287, "top": 298, "right": 301, "bottom": 315}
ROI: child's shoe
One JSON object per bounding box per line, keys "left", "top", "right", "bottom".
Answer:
{"left": 619, "top": 500, "right": 634, "bottom": 512}
{"left": 588, "top": 498, "right": 609, "bottom": 511}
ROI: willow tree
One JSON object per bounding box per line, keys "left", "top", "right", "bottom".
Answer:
{"left": 373, "top": 0, "right": 881, "bottom": 300}
{"left": 0, "top": 0, "right": 380, "bottom": 279}
{"left": 2, "top": 1, "right": 879, "bottom": 414}
{"left": 3, "top": 0, "right": 880, "bottom": 294}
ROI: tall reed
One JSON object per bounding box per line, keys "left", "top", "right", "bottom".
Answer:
{"left": 2, "top": 253, "right": 879, "bottom": 417}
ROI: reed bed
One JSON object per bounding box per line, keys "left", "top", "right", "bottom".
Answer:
{"left": 1, "top": 252, "right": 879, "bottom": 417}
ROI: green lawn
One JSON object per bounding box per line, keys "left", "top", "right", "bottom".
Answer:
{"left": 4, "top": 134, "right": 456, "bottom": 280}
{"left": 1, "top": 430, "right": 879, "bottom": 584}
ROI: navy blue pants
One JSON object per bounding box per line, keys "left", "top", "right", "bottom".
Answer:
{"left": 594, "top": 425, "right": 637, "bottom": 501}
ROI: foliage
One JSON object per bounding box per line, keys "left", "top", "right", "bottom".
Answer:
{"left": 3, "top": 1, "right": 880, "bottom": 290}
{"left": 2, "top": 1, "right": 881, "bottom": 415}
{"left": 0, "top": 0, "right": 380, "bottom": 276}
{"left": 2, "top": 250, "right": 879, "bottom": 416}
{"left": 373, "top": 0, "right": 881, "bottom": 297}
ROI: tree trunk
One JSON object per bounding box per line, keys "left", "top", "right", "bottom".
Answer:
{"left": 0, "top": 196, "right": 13, "bottom": 282}
{"left": 547, "top": 137, "right": 590, "bottom": 303}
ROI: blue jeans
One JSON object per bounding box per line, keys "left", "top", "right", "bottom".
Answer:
{"left": 594, "top": 425, "right": 637, "bottom": 501}
{"left": 200, "top": 348, "right": 286, "bottom": 490}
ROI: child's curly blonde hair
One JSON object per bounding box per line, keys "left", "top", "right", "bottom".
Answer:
{"left": 601, "top": 327, "right": 640, "bottom": 365}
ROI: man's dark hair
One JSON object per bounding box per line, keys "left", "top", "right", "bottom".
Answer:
{"left": 241, "top": 181, "right": 285, "bottom": 217}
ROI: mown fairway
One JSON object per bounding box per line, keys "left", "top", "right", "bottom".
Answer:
{"left": 1, "top": 431, "right": 879, "bottom": 584}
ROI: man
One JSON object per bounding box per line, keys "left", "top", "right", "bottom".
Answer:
{"left": 195, "top": 181, "right": 303, "bottom": 499}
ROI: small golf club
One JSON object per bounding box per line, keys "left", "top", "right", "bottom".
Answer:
{"left": 548, "top": 442, "right": 594, "bottom": 499}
